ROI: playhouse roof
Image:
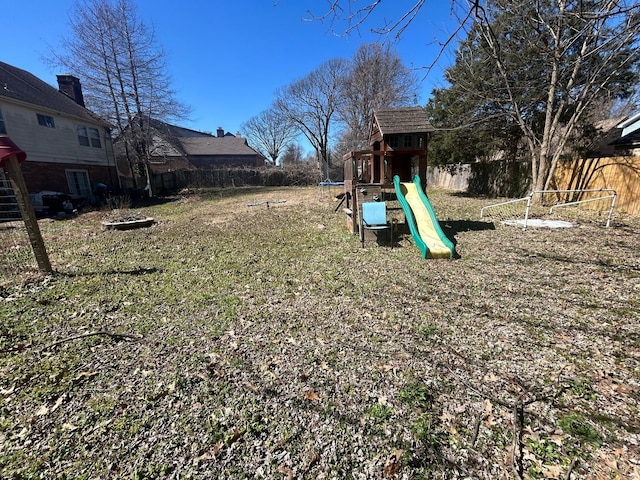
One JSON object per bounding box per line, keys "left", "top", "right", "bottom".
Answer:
{"left": 372, "top": 107, "right": 434, "bottom": 135}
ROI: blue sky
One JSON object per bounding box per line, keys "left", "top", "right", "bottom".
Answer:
{"left": 5, "top": 1, "right": 461, "bottom": 139}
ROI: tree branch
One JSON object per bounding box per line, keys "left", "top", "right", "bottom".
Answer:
{"left": 43, "top": 330, "right": 142, "bottom": 351}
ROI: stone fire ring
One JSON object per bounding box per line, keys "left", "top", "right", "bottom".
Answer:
{"left": 102, "top": 216, "right": 155, "bottom": 230}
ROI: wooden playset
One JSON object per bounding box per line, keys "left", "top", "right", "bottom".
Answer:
{"left": 342, "top": 106, "right": 433, "bottom": 233}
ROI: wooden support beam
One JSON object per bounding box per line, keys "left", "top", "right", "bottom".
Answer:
{"left": 3, "top": 153, "right": 52, "bottom": 273}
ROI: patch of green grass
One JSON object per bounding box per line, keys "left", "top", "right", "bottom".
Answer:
{"left": 566, "top": 378, "right": 597, "bottom": 400}
{"left": 558, "top": 414, "right": 602, "bottom": 447}
{"left": 526, "top": 437, "right": 564, "bottom": 465}
{"left": 417, "top": 323, "right": 440, "bottom": 339}
{"left": 399, "top": 382, "right": 433, "bottom": 410}
{"left": 368, "top": 403, "right": 393, "bottom": 424}
{"left": 410, "top": 412, "right": 446, "bottom": 448}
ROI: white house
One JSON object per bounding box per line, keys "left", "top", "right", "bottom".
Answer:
{"left": 0, "top": 61, "right": 119, "bottom": 200}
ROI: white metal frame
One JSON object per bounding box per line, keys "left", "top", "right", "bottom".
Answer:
{"left": 480, "top": 189, "right": 617, "bottom": 229}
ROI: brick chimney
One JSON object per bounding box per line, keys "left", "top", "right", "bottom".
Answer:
{"left": 217, "top": 127, "right": 224, "bottom": 137}
{"left": 57, "top": 74, "right": 85, "bottom": 107}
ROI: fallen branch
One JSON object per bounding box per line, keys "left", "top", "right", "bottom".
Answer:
{"left": 471, "top": 413, "right": 486, "bottom": 447}
{"left": 512, "top": 401, "right": 525, "bottom": 480}
{"left": 43, "top": 330, "right": 142, "bottom": 350}
{"left": 565, "top": 458, "right": 578, "bottom": 480}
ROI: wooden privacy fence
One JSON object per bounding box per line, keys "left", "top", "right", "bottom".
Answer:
{"left": 553, "top": 156, "right": 640, "bottom": 215}
{"left": 427, "top": 161, "right": 531, "bottom": 198}
{"left": 428, "top": 156, "right": 640, "bottom": 216}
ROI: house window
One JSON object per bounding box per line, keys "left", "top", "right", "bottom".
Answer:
{"left": 77, "top": 126, "right": 90, "bottom": 146}
{"left": 77, "top": 126, "right": 102, "bottom": 148}
{"left": 388, "top": 135, "right": 399, "bottom": 148}
{"left": 66, "top": 169, "right": 91, "bottom": 197}
{"left": 89, "top": 128, "right": 102, "bottom": 148}
{"left": 37, "top": 113, "right": 55, "bottom": 128}
{"left": 403, "top": 135, "right": 413, "bottom": 148}
{"left": 0, "top": 109, "right": 6, "bottom": 134}
{"left": 417, "top": 135, "right": 424, "bottom": 148}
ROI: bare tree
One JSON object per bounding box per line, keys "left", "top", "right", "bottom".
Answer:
{"left": 53, "top": 0, "right": 189, "bottom": 193}
{"left": 280, "top": 142, "right": 305, "bottom": 166}
{"left": 304, "top": 1, "right": 480, "bottom": 75}
{"left": 466, "top": 0, "right": 640, "bottom": 192}
{"left": 339, "top": 43, "right": 419, "bottom": 152}
{"left": 241, "top": 107, "right": 298, "bottom": 166}
{"left": 312, "top": 1, "right": 640, "bottom": 193}
{"left": 275, "top": 58, "right": 349, "bottom": 181}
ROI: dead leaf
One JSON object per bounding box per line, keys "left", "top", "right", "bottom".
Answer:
{"left": 36, "top": 404, "right": 50, "bottom": 416}
{"left": 1, "top": 385, "right": 16, "bottom": 396}
{"left": 196, "top": 442, "right": 224, "bottom": 462}
{"left": 541, "top": 464, "right": 563, "bottom": 478}
{"left": 304, "top": 389, "right": 321, "bottom": 402}
{"left": 73, "top": 371, "right": 98, "bottom": 383}
{"left": 612, "top": 383, "right": 634, "bottom": 394}
{"left": 383, "top": 449, "right": 404, "bottom": 477}
{"left": 440, "top": 411, "right": 455, "bottom": 422}
{"left": 244, "top": 382, "right": 258, "bottom": 393}
{"left": 278, "top": 465, "right": 293, "bottom": 480}
{"left": 277, "top": 465, "right": 294, "bottom": 479}
{"left": 226, "top": 427, "right": 245, "bottom": 447}
{"left": 51, "top": 394, "right": 65, "bottom": 412}
{"left": 36, "top": 394, "right": 65, "bottom": 416}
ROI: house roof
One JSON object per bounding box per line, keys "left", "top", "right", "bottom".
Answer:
{"left": 128, "top": 116, "right": 264, "bottom": 160}
{"left": 609, "top": 128, "right": 640, "bottom": 148}
{"left": 143, "top": 118, "right": 214, "bottom": 139}
{"left": 608, "top": 113, "right": 640, "bottom": 148}
{"left": 0, "top": 61, "right": 110, "bottom": 127}
{"left": 373, "top": 107, "right": 434, "bottom": 135}
{"left": 616, "top": 112, "right": 640, "bottom": 135}
{"left": 180, "top": 136, "right": 261, "bottom": 156}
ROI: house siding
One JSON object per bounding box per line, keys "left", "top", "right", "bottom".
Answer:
{"left": 1, "top": 100, "right": 113, "bottom": 165}
{"left": 0, "top": 100, "right": 117, "bottom": 194}
{"left": 0, "top": 61, "right": 118, "bottom": 195}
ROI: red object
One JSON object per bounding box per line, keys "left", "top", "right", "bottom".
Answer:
{"left": 0, "top": 135, "right": 27, "bottom": 168}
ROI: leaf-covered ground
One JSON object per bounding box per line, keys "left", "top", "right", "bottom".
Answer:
{"left": 1, "top": 187, "right": 639, "bottom": 479}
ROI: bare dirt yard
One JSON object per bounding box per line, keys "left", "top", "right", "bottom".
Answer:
{"left": 1, "top": 186, "right": 639, "bottom": 479}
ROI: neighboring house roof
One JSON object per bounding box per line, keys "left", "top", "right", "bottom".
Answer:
{"left": 616, "top": 112, "right": 640, "bottom": 137}
{"left": 373, "top": 107, "right": 434, "bottom": 135}
{"left": 180, "top": 136, "right": 262, "bottom": 157}
{"left": 581, "top": 117, "right": 624, "bottom": 157}
{"left": 130, "top": 117, "right": 259, "bottom": 156}
{"left": 610, "top": 113, "right": 640, "bottom": 149}
{"left": 609, "top": 129, "right": 640, "bottom": 148}
{"left": 0, "top": 61, "right": 109, "bottom": 127}
{"left": 115, "top": 116, "right": 265, "bottom": 171}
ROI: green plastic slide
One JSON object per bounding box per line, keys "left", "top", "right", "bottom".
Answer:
{"left": 393, "top": 175, "right": 456, "bottom": 259}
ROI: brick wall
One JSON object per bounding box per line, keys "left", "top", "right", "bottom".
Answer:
{"left": 19, "top": 161, "right": 119, "bottom": 194}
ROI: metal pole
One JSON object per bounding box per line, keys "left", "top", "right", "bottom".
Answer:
{"left": 523, "top": 194, "right": 532, "bottom": 230}
{"left": 606, "top": 193, "right": 617, "bottom": 228}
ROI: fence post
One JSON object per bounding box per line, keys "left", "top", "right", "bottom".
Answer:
{"left": 0, "top": 136, "right": 52, "bottom": 273}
